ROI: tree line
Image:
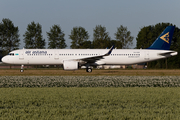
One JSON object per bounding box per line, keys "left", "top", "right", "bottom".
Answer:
{"left": 0, "top": 18, "right": 180, "bottom": 68}
{"left": 0, "top": 18, "right": 133, "bottom": 52}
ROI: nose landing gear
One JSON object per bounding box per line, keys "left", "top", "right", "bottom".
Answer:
{"left": 20, "top": 65, "right": 24, "bottom": 72}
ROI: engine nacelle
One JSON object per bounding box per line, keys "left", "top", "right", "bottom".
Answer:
{"left": 63, "top": 60, "right": 78, "bottom": 70}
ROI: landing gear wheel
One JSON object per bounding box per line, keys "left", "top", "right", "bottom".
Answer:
{"left": 20, "top": 65, "right": 24, "bottom": 73}
{"left": 20, "top": 69, "right": 24, "bottom": 73}
{"left": 86, "top": 68, "right": 92, "bottom": 73}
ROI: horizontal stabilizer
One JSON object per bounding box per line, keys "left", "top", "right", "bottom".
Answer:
{"left": 158, "top": 51, "right": 178, "bottom": 57}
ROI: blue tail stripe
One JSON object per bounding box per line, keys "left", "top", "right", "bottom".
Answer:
{"left": 147, "top": 26, "right": 175, "bottom": 50}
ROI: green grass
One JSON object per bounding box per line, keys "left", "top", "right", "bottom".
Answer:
{"left": 0, "top": 88, "right": 180, "bottom": 119}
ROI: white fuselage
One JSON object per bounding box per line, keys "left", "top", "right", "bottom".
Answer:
{"left": 2, "top": 49, "right": 178, "bottom": 65}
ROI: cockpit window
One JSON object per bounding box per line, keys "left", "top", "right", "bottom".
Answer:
{"left": 8, "top": 53, "right": 14, "bottom": 56}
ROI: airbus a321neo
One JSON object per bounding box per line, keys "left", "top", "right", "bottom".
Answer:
{"left": 2, "top": 26, "right": 177, "bottom": 72}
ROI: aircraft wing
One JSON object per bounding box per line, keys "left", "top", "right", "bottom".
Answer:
{"left": 74, "top": 45, "right": 114, "bottom": 63}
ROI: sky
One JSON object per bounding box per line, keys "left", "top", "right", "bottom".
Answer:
{"left": 0, "top": 0, "right": 180, "bottom": 49}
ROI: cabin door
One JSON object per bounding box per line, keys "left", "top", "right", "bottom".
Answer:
{"left": 144, "top": 51, "right": 149, "bottom": 60}
{"left": 54, "top": 51, "right": 59, "bottom": 59}
{"left": 19, "top": 50, "right": 24, "bottom": 59}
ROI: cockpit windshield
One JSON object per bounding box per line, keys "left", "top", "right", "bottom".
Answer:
{"left": 8, "top": 53, "right": 14, "bottom": 56}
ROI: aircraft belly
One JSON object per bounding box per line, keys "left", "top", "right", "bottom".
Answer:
{"left": 104, "top": 56, "right": 143, "bottom": 65}
{"left": 25, "top": 57, "right": 62, "bottom": 65}
{"left": 14, "top": 59, "right": 28, "bottom": 65}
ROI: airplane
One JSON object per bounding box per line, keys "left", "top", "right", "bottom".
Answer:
{"left": 1, "top": 26, "right": 178, "bottom": 72}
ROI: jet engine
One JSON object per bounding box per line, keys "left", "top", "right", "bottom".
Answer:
{"left": 63, "top": 60, "right": 78, "bottom": 70}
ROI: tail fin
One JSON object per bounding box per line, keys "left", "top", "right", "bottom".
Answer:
{"left": 147, "top": 26, "right": 175, "bottom": 50}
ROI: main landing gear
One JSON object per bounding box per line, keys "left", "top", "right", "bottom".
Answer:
{"left": 20, "top": 65, "right": 24, "bottom": 72}
{"left": 86, "top": 68, "right": 92, "bottom": 73}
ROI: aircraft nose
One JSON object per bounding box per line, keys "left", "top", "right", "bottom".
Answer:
{"left": 2, "top": 56, "right": 8, "bottom": 63}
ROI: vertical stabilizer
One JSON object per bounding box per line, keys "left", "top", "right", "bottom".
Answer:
{"left": 147, "top": 26, "right": 175, "bottom": 50}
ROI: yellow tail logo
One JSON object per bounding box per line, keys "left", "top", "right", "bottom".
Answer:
{"left": 160, "top": 32, "right": 169, "bottom": 43}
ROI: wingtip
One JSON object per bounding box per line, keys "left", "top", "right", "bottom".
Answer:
{"left": 107, "top": 45, "right": 115, "bottom": 55}
{"left": 110, "top": 45, "right": 115, "bottom": 50}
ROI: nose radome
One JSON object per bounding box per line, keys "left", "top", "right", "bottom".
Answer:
{"left": 2, "top": 57, "right": 5, "bottom": 63}
{"left": 2, "top": 56, "right": 8, "bottom": 63}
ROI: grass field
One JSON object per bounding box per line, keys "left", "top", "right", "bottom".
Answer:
{"left": 0, "top": 69, "right": 180, "bottom": 119}
{"left": 0, "top": 87, "right": 180, "bottom": 119}
{"left": 0, "top": 69, "right": 180, "bottom": 76}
